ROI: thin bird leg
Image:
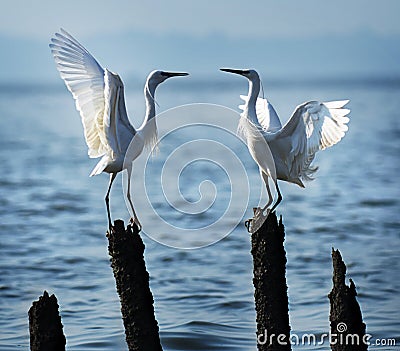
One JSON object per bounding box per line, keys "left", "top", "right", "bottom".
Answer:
{"left": 247, "top": 170, "right": 273, "bottom": 233}
{"left": 270, "top": 180, "right": 282, "bottom": 213}
{"left": 105, "top": 173, "right": 117, "bottom": 230}
{"left": 261, "top": 171, "right": 273, "bottom": 213}
{"left": 126, "top": 165, "right": 142, "bottom": 231}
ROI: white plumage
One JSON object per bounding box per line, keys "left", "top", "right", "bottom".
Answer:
{"left": 221, "top": 68, "right": 350, "bottom": 230}
{"left": 50, "top": 29, "right": 188, "bottom": 230}
{"left": 239, "top": 94, "right": 282, "bottom": 132}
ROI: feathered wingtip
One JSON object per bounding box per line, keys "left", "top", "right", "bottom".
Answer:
{"left": 323, "top": 100, "right": 350, "bottom": 109}
{"left": 300, "top": 165, "right": 318, "bottom": 182}
{"left": 323, "top": 100, "right": 351, "bottom": 132}
{"left": 89, "top": 156, "right": 109, "bottom": 177}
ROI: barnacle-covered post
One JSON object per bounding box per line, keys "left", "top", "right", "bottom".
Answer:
{"left": 329, "top": 248, "right": 368, "bottom": 351}
{"left": 250, "top": 211, "right": 291, "bottom": 350}
{"left": 28, "top": 291, "right": 66, "bottom": 351}
{"left": 107, "top": 220, "right": 163, "bottom": 351}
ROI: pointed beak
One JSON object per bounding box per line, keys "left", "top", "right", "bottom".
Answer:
{"left": 162, "top": 71, "right": 189, "bottom": 78}
{"left": 220, "top": 68, "right": 248, "bottom": 76}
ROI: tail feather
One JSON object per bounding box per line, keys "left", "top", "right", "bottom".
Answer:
{"left": 90, "top": 156, "right": 109, "bottom": 176}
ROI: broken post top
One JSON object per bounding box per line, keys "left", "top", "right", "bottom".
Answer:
{"left": 329, "top": 248, "right": 367, "bottom": 351}
{"left": 28, "top": 291, "right": 66, "bottom": 351}
{"left": 331, "top": 248, "right": 347, "bottom": 288}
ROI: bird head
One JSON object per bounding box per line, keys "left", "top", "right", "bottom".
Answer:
{"left": 147, "top": 70, "right": 189, "bottom": 85}
{"left": 220, "top": 68, "right": 259, "bottom": 81}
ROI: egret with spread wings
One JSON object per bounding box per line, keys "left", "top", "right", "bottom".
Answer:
{"left": 50, "top": 29, "right": 188, "bottom": 230}
{"left": 220, "top": 68, "right": 350, "bottom": 231}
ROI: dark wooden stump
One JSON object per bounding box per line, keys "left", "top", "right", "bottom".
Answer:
{"left": 329, "top": 248, "right": 367, "bottom": 350}
{"left": 26, "top": 218, "right": 370, "bottom": 351}
{"left": 107, "top": 220, "right": 163, "bottom": 351}
{"left": 251, "top": 212, "right": 291, "bottom": 350}
{"left": 28, "top": 291, "right": 66, "bottom": 351}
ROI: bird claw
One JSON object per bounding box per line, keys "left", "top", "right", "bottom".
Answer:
{"left": 129, "top": 217, "right": 142, "bottom": 232}
{"left": 244, "top": 219, "right": 252, "bottom": 233}
{"left": 247, "top": 207, "right": 270, "bottom": 233}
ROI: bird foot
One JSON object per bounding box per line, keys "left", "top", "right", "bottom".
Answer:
{"left": 247, "top": 207, "right": 270, "bottom": 233}
{"left": 244, "top": 219, "right": 252, "bottom": 233}
{"left": 129, "top": 217, "right": 142, "bottom": 232}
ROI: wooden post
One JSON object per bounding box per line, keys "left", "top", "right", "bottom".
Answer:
{"left": 28, "top": 291, "right": 66, "bottom": 351}
{"left": 107, "top": 220, "right": 163, "bottom": 351}
{"left": 329, "top": 248, "right": 367, "bottom": 350}
{"left": 251, "top": 211, "right": 291, "bottom": 350}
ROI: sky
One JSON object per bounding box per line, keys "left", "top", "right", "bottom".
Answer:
{"left": 0, "top": 0, "right": 399, "bottom": 83}
{"left": 2, "top": 0, "right": 400, "bottom": 39}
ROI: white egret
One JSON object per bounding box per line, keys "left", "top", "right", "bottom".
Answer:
{"left": 50, "top": 29, "right": 188, "bottom": 230}
{"left": 220, "top": 68, "right": 350, "bottom": 232}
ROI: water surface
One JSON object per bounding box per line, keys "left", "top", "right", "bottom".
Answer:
{"left": 0, "top": 79, "right": 399, "bottom": 350}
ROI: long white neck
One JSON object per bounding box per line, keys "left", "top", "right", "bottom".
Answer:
{"left": 138, "top": 78, "right": 159, "bottom": 152}
{"left": 244, "top": 77, "right": 260, "bottom": 125}
{"left": 140, "top": 80, "right": 157, "bottom": 129}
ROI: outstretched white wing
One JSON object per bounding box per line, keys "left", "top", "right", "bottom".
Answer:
{"left": 103, "top": 70, "right": 136, "bottom": 157}
{"left": 239, "top": 95, "right": 282, "bottom": 132}
{"left": 50, "top": 29, "right": 135, "bottom": 159}
{"left": 273, "top": 100, "right": 350, "bottom": 180}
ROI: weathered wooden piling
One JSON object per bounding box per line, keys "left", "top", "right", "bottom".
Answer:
{"left": 329, "top": 248, "right": 367, "bottom": 351}
{"left": 28, "top": 291, "right": 66, "bottom": 351}
{"left": 250, "top": 211, "right": 291, "bottom": 350}
{"left": 107, "top": 220, "right": 163, "bottom": 351}
{"left": 26, "top": 218, "right": 370, "bottom": 351}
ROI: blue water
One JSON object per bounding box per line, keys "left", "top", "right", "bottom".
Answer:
{"left": 0, "top": 79, "right": 399, "bottom": 350}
